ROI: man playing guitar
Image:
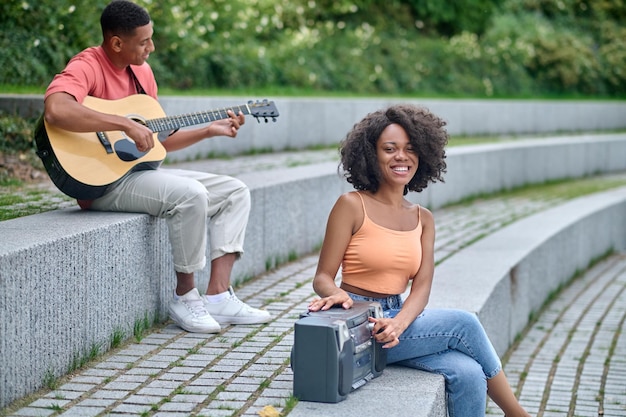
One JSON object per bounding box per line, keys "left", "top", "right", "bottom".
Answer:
{"left": 43, "top": 0, "right": 272, "bottom": 333}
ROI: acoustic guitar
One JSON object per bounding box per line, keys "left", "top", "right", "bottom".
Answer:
{"left": 34, "top": 94, "right": 279, "bottom": 200}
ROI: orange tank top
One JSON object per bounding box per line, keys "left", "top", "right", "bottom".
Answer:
{"left": 341, "top": 192, "right": 422, "bottom": 295}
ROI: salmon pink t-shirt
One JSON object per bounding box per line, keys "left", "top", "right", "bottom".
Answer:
{"left": 45, "top": 46, "right": 158, "bottom": 102}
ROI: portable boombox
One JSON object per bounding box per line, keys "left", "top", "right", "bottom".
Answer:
{"left": 290, "top": 301, "right": 387, "bottom": 403}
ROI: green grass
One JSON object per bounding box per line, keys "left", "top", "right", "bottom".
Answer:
{"left": 45, "top": 403, "right": 63, "bottom": 411}
{"left": 42, "top": 369, "right": 57, "bottom": 390}
{"left": 4, "top": 84, "right": 625, "bottom": 101}
{"left": 0, "top": 185, "right": 73, "bottom": 221}
{"left": 445, "top": 174, "right": 626, "bottom": 209}
{"left": 0, "top": 85, "right": 46, "bottom": 94}
{"left": 0, "top": 193, "right": 26, "bottom": 206}
{"left": 133, "top": 312, "right": 154, "bottom": 342}
{"left": 489, "top": 175, "right": 626, "bottom": 201}
{"left": 282, "top": 395, "right": 300, "bottom": 414}
{"left": 110, "top": 327, "right": 126, "bottom": 349}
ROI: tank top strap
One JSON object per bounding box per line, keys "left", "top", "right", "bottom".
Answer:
{"left": 417, "top": 204, "right": 421, "bottom": 226}
{"left": 357, "top": 191, "right": 421, "bottom": 226}
{"left": 355, "top": 191, "right": 369, "bottom": 219}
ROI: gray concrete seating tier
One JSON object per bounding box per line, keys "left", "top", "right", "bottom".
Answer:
{"left": 1, "top": 133, "right": 626, "bottom": 410}
{"left": 428, "top": 186, "right": 626, "bottom": 357}
{"left": 2, "top": 95, "right": 626, "bottom": 162}
{"left": 289, "top": 366, "right": 447, "bottom": 417}
{"left": 160, "top": 98, "right": 626, "bottom": 162}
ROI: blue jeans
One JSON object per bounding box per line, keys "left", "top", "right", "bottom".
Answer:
{"left": 348, "top": 293, "right": 502, "bottom": 417}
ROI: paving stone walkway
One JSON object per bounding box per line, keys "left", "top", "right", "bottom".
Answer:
{"left": 3, "top": 151, "right": 625, "bottom": 417}
{"left": 486, "top": 253, "right": 626, "bottom": 417}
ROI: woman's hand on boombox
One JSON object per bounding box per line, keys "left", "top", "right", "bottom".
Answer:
{"left": 308, "top": 291, "right": 353, "bottom": 311}
{"left": 368, "top": 317, "right": 401, "bottom": 349}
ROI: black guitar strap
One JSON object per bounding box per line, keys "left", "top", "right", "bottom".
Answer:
{"left": 127, "top": 66, "right": 179, "bottom": 138}
{"left": 127, "top": 66, "right": 146, "bottom": 95}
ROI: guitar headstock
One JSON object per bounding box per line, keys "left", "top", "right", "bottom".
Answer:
{"left": 248, "top": 100, "right": 279, "bottom": 123}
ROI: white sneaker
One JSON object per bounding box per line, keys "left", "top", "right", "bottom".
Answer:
{"left": 169, "top": 288, "right": 221, "bottom": 333}
{"left": 204, "top": 287, "right": 272, "bottom": 325}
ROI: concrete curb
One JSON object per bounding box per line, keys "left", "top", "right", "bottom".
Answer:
{"left": 1, "top": 135, "right": 626, "bottom": 408}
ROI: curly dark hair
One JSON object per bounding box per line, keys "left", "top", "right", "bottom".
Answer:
{"left": 101, "top": 0, "right": 151, "bottom": 38}
{"left": 339, "top": 104, "right": 448, "bottom": 195}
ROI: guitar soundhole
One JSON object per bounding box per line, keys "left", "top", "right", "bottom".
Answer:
{"left": 114, "top": 116, "right": 148, "bottom": 161}
{"left": 114, "top": 139, "right": 147, "bottom": 161}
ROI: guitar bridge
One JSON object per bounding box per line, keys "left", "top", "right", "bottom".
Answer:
{"left": 97, "top": 131, "right": 114, "bottom": 154}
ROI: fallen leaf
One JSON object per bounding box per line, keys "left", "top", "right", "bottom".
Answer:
{"left": 258, "top": 404, "right": 281, "bottom": 417}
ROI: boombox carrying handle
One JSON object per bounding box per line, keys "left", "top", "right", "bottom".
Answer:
{"left": 338, "top": 342, "right": 354, "bottom": 396}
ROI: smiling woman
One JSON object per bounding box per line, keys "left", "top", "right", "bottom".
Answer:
{"left": 308, "top": 104, "right": 532, "bottom": 417}
{"left": 339, "top": 104, "right": 448, "bottom": 195}
{"left": 376, "top": 124, "right": 419, "bottom": 191}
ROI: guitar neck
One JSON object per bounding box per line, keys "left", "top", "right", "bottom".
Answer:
{"left": 146, "top": 104, "right": 251, "bottom": 133}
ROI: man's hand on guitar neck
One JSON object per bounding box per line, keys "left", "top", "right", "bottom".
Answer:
{"left": 208, "top": 109, "right": 246, "bottom": 138}
{"left": 162, "top": 108, "right": 246, "bottom": 152}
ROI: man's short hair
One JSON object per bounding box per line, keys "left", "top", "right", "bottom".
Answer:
{"left": 101, "top": 0, "right": 151, "bottom": 38}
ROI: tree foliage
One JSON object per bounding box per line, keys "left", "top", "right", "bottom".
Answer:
{"left": 0, "top": 0, "right": 624, "bottom": 97}
{"left": 405, "top": 0, "right": 506, "bottom": 35}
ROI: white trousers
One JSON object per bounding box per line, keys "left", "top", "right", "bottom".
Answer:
{"left": 91, "top": 168, "right": 251, "bottom": 273}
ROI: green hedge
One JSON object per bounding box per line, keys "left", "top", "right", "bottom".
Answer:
{"left": 0, "top": 0, "right": 625, "bottom": 97}
{"left": 0, "top": 113, "right": 37, "bottom": 154}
